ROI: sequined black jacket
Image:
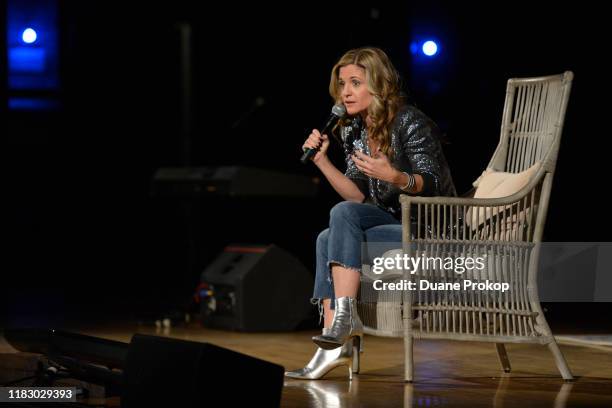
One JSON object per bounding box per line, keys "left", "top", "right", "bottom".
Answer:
{"left": 342, "top": 104, "right": 456, "bottom": 219}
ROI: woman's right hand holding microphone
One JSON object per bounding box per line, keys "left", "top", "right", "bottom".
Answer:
{"left": 302, "top": 129, "right": 330, "bottom": 165}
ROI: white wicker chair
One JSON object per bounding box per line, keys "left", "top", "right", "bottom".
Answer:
{"left": 358, "top": 72, "right": 574, "bottom": 382}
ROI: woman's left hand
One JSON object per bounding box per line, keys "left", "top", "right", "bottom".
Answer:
{"left": 351, "top": 150, "right": 398, "bottom": 183}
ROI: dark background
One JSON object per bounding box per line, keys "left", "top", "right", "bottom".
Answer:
{"left": 2, "top": 2, "right": 610, "bottom": 329}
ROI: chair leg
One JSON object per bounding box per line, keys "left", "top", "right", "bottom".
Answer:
{"left": 529, "top": 290, "right": 574, "bottom": 381}
{"left": 495, "top": 343, "right": 511, "bottom": 373}
{"left": 548, "top": 340, "right": 574, "bottom": 381}
{"left": 404, "top": 335, "right": 414, "bottom": 382}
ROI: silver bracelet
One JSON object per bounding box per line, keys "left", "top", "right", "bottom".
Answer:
{"left": 400, "top": 172, "right": 415, "bottom": 192}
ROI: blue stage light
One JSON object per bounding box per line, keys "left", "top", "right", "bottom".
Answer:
{"left": 422, "top": 40, "right": 438, "bottom": 57}
{"left": 22, "top": 27, "right": 37, "bottom": 44}
{"left": 7, "top": 0, "right": 61, "bottom": 111}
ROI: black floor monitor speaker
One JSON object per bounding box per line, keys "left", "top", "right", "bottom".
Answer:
{"left": 123, "top": 334, "right": 284, "bottom": 407}
{"left": 200, "top": 244, "right": 314, "bottom": 331}
{"left": 5, "top": 329, "right": 285, "bottom": 407}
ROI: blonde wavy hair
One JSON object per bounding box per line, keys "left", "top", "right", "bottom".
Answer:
{"left": 329, "top": 47, "right": 405, "bottom": 158}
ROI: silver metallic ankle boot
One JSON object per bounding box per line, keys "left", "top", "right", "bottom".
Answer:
{"left": 312, "top": 297, "right": 364, "bottom": 351}
{"left": 284, "top": 328, "right": 360, "bottom": 380}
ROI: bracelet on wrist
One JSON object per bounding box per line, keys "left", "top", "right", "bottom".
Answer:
{"left": 400, "top": 171, "right": 415, "bottom": 192}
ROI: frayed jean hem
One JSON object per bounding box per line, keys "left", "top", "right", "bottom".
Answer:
{"left": 327, "top": 260, "right": 361, "bottom": 273}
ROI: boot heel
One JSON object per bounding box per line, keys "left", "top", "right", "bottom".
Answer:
{"left": 352, "top": 335, "right": 363, "bottom": 373}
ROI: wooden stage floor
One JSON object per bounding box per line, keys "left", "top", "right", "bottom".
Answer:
{"left": 1, "top": 323, "right": 611, "bottom": 407}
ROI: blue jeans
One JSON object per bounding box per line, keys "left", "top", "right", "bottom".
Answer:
{"left": 311, "top": 201, "right": 402, "bottom": 318}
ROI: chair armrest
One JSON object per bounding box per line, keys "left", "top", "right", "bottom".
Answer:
{"left": 400, "top": 168, "right": 545, "bottom": 208}
{"left": 399, "top": 169, "right": 546, "bottom": 242}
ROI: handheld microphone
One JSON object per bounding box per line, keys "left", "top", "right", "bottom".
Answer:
{"left": 300, "top": 104, "right": 347, "bottom": 164}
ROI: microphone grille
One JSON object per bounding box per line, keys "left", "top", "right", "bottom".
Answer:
{"left": 332, "top": 104, "right": 347, "bottom": 118}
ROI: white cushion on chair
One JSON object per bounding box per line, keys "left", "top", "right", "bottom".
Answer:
{"left": 473, "top": 162, "right": 540, "bottom": 199}
{"left": 466, "top": 162, "right": 540, "bottom": 228}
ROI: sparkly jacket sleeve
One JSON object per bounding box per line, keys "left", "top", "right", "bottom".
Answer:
{"left": 398, "top": 108, "right": 453, "bottom": 196}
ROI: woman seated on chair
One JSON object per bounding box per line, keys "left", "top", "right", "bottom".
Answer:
{"left": 285, "top": 47, "right": 456, "bottom": 380}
